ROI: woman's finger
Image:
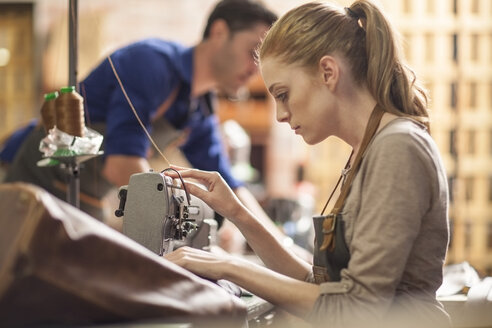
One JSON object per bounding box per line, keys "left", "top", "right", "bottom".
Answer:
{"left": 169, "top": 164, "right": 189, "bottom": 171}
{"left": 165, "top": 166, "right": 212, "bottom": 183}
{"left": 183, "top": 181, "right": 209, "bottom": 200}
{"left": 167, "top": 169, "right": 214, "bottom": 193}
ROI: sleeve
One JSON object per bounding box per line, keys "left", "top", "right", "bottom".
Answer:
{"left": 104, "top": 45, "right": 176, "bottom": 157}
{"left": 180, "top": 114, "right": 243, "bottom": 189}
{"left": 0, "top": 119, "right": 37, "bottom": 163}
{"left": 306, "top": 133, "right": 434, "bottom": 326}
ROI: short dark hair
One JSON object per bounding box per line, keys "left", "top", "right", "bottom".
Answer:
{"left": 203, "top": 0, "right": 277, "bottom": 39}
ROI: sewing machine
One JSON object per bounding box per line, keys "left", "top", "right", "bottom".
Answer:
{"left": 115, "top": 171, "right": 218, "bottom": 255}
{"left": 114, "top": 170, "right": 276, "bottom": 320}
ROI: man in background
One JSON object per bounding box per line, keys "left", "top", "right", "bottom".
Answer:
{"left": 1, "top": 0, "right": 295, "bottom": 256}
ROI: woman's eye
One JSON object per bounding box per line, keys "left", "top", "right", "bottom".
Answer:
{"left": 275, "top": 93, "right": 288, "bottom": 102}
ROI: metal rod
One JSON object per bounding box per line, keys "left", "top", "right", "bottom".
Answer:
{"left": 67, "top": 163, "right": 80, "bottom": 208}
{"left": 68, "top": 0, "right": 78, "bottom": 88}
{"left": 67, "top": 0, "right": 80, "bottom": 208}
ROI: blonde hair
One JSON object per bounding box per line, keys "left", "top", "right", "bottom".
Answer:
{"left": 258, "top": 1, "right": 430, "bottom": 129}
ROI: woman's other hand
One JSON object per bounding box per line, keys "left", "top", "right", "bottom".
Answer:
{"left": 164, "top": 246, "right": 235, "bottom": 281}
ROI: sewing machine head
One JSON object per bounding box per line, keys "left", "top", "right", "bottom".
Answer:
{"left": 115, "top": 171, "right": 218, "bottom": 255}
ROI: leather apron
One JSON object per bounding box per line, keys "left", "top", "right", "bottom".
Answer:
{"left": 313, "top": 214, "right": 350, "bottom": 283}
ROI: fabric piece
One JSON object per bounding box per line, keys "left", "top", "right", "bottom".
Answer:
{"left": 0, "top": 183, "right": 246, "bottom": 326}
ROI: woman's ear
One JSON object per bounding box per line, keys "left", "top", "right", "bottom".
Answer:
{"left": 319, "top": 55, "right": 339, "bottom": 91}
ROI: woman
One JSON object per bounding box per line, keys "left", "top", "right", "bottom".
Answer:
{"left": 165, "top": 1, "right": 450, "bottom": 326}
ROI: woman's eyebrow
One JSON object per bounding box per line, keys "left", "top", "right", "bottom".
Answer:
{"left": 268, "top": 83, "right": 279, "bottom": 93}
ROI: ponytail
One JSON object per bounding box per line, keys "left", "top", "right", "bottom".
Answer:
{"left": 349, "top": 1, "right": 430, "bottom": 129}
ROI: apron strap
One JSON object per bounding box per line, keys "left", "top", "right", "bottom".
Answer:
{"left": 320, "top": 104, "right": 385, "bottom": 251}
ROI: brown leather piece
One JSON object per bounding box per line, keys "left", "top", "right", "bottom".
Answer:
{"left": 0, "top": 183, "right": 246, "bottom": 327}
{"left": 320, "top": 216, "right": 336, "bottom": 251}
{"left": 312, "top": 265, "right": 331, "bottom": 284}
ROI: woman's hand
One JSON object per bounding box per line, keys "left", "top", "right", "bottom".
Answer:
{"left": 164, "top": 246, "right": 235, "bottom": 281}
{"left": 165, "top": 247, "right": 319, "bottom": 319}
{"left": 164, "top": 165, "right": 247, "bottom": 220}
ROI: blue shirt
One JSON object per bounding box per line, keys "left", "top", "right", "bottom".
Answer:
{"left": 0, "top": 119, "right": 37, "bottom": 162}
{"left": 3, "top": 39, "right": 241, "bottom": 189}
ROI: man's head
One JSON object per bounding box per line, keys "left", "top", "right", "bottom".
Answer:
{"left": 203, "top": 0, "right": 277, "bottom": 96}
{"left": 203, "top": 0, "right": 277, "bottom": 40}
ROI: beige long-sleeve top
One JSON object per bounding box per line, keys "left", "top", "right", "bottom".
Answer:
{"left": 306, "top": 118, "right": 450, "bottom": 327}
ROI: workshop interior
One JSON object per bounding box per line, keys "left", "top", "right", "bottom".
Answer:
{"left": 1, "top": 0, "right": 492, "bottom": 327}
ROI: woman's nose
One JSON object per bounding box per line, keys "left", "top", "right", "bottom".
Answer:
{"left": 276, "top": 106, "right": 289, "bottom": 123}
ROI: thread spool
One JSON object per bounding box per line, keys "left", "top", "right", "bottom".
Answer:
{"left": 40, "top": 91, "right": 59, "bottom": 133}
{"left": 55, "top": 86, "right": 85, "bottom": 137}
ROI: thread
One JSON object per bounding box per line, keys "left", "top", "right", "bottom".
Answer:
{"left": 40, "top": 91, "right": 59, "bottom": 133}
{"left": 55, "top": 86, "right": 85, "bottom": 137}
{"left": 107, "top": 55, "right": 170, "bottom": 167}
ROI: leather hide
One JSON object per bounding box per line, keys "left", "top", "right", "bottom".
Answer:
{"left": 0, "top": 183, "right": 246, "bottom": 327}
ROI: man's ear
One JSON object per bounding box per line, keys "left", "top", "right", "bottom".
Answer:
{"left": 208, "top": 19, "right": 230, "bottom": 44}
{"left": 319, "top": 55, "right": 339, "bottom": 91}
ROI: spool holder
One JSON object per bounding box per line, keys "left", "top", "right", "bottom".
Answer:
{"left": 61, "top": 0, "right": 88, "bottom": 208}
{"left": 49, "top": 151, "right": 103, "bottom": 208}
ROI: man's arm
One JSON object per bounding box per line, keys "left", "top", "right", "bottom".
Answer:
{"left": 102, "top": 155, "right": 151, "bottom": 187}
